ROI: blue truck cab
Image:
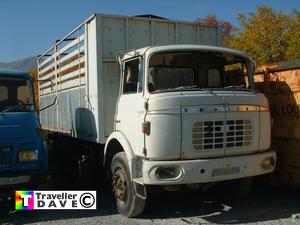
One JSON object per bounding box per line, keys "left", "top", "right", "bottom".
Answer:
{"left": 0, "top": 68, "right": 47, "bottom": 195}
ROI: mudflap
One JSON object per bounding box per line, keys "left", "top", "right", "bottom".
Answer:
{"left": 133, "top": 179, "right": 147, "bottom": 200}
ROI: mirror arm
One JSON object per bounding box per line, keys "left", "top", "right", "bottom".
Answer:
{"left": 36, "top": 79, "right": 54, "bottom": 91}
{"left": 39, "top": 96, "right": 57, "bottom": 112}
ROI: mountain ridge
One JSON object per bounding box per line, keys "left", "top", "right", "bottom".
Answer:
{"left": 0, "top": 56, "right": 37, "bottom": 71}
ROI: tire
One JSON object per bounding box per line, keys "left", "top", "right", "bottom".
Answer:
{"left": 111, "top": 152, "right": 146, "bottom": 217}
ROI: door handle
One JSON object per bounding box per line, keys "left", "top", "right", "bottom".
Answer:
{"left": 115, "top": 119, "right": 121, "bottom": 123}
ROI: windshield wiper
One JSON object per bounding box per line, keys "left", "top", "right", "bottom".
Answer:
{"left": 152, "top": 85, "right": 208, "bottom": 93}
{"left": 223, "top": 85, "right": 248, "bottom": 90}
{"left": 0, "top": 103, "right": 34, "bottom": 114}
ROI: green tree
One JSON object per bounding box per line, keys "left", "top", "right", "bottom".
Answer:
{"left": 227, "top": 6, "right": 300, "bottom": 65}
{"left": 285, "top": 10, "right": 300, "bottom": 60}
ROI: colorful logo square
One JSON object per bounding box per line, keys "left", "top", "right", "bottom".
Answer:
{"left": 15, "top": 191, "right": 34, "bottom": 210}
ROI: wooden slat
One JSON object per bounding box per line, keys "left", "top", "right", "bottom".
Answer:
{"left": 39, "top": 55, "right": 55, "bottom": 69}
{"left": 57, "top": 76, "right": 86, "bottom": 92}
{"left": 59, "top": 62, "right": 85, "bottom": 78}
{"left": 39, "top": 35, "right": 85, "bottom": 78}
{"left": 58, "top": 45, "right": 85, "bottom": 67}
{"left": 39, "top": 61, "right": 85, "bottom": 87}
{"left": 59, "top": 68, "right": 85, "bottom": 84}
{"left": 58, "top": 57, "right": 85, "bottom": 76}
{"left": 40, "top": 70, "right": 56, "bottom": 81}
{"left": 39, "top": 46, "right": 85, "bottom": 78}
{"left": 40, "top": 72, "right": 85, "bottom": 91}
{"left": 59, "top": 34, "right": 85, "bottom": 56}
{"left": 39, "top": 65, "right": 55, "bottom": 78}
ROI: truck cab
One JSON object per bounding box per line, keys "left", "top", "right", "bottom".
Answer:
{"left": 107, "top": 45, "right": 276, "bottom": 217}
{"left": 0, "top": 68, "right": 47, "bottom": 196}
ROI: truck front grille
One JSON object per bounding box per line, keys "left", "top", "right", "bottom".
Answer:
{"left": 192, "top": 120, "right": 252, "bottom": 150}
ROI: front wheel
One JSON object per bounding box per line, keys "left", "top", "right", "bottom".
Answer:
{"left": 111, "top": 152, "right": 146, "bottom": 217}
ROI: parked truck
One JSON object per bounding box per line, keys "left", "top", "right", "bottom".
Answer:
{"left": 38, "top": 14, "right": 276, "bottom": 217}
{"left": 0, "top": 68, "right": 48, "bottom": 198}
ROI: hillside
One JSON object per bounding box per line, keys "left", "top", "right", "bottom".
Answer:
{"left": 0, "top": 56, "right": 37, "bottom": 71}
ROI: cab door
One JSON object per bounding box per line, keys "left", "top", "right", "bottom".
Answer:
{"left": 115, "top": 57, "right": 145, "bottom": 157}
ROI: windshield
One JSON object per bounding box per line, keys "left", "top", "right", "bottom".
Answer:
{"left": 147, "top": 51, "right": 253, "bottom": 93}
{"left": 0, "top": 76, "right": 35, "bottom": 112}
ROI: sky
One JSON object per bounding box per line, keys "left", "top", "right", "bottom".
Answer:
{"left": 0, "top": 0, "right": 299, "bottom": 62}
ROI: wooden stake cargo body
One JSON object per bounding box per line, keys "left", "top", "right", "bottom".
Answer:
{"left": 255, "top": 59, "right": 300, "bottom": 187}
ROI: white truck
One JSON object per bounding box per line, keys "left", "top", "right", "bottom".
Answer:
{"left": 38, "top": 14, "right": 276, "bottom": 217}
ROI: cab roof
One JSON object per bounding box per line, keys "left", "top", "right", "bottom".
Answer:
{"left": 0, "top": 68, "right": 33, "bottom": 80}
{"left": 121, "top": 45, "right": 250, "bottom": 60}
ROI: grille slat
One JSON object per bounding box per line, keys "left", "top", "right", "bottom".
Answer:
{"left": 192, "top": 119, "right": 253, "bottom": 151}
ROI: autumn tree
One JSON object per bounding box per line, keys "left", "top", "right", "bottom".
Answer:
{"left": 195, "top": 15, "right": 232, "bottom": 41}
{"left": 285, "top": 10, "right": 300, "bottom": 60}
{"left": 27, "top": 69, "right": 38, "bottom": 80}
{"left": 227, "top": 6, "right": 300, "bottom": 65}
{"left": 27, "top": 69, "right": 39, "bottom": 105}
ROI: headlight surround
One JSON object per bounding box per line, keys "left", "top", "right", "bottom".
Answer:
{"left": 18, "top": 150, "right": 39, "bottom": 162}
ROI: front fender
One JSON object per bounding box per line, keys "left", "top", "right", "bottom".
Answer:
{"left": 104, "top": 131, "right": 140, "bottom": 179}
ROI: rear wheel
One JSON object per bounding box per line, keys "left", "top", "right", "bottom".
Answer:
{"left": 111, "top": 152, "right": 145, "bottom": 217}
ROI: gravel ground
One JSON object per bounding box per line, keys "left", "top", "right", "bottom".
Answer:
{"left": 1, "top": 178, "right": 300, "bottom": 225}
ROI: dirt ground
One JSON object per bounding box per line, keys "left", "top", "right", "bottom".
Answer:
{"left": 1, "top": 177, "right": 300, "bottom": 225}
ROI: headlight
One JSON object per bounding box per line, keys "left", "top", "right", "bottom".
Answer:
{"left": 18, "top": 150, "right": 38, "bottom": 162}
{"left": 155, "top": 166, "right": 182, "bottom": 180}
{"left": 260, "top": 156, "right": 276, "bottom": 170}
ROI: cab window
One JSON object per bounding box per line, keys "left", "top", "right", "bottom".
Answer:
{"left": 123, "top": 58, "right": 143, "bottom": 94}
{"left": 0, "top": 86, "right": 8, "bottom": 101}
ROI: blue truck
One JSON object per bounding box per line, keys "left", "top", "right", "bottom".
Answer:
{"left": 0, "top": 68, "right": 48, "bottom": 197}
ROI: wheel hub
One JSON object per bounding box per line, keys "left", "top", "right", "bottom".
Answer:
{"left": 112, "top": 170, "right": 127, "bottom": 201}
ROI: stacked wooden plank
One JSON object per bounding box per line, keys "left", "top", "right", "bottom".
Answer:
{"left": 255, "top": 59, "right": 300, "bottom": 187}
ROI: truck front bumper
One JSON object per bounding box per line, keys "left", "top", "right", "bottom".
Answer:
{"left": 142, "top": 151, "right": 276, "bottom": 185}
{"left": 0, "top": 170, "right": 47, "bottom": 196}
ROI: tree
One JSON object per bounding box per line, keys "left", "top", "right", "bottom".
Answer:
{"left": 285, "top": 10, "right": 300, "bottom": 60}
{"left": 27, "top": 69, "right": 38, "bottom": 80}
{"left": 27, "top": 69, "right": 39, "bottom": 105}
{"left": 195, "top": 15, "right": 233, "bottom": 41}
{"left": 227, "top": 6, "right": 300, "bottom": 65}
